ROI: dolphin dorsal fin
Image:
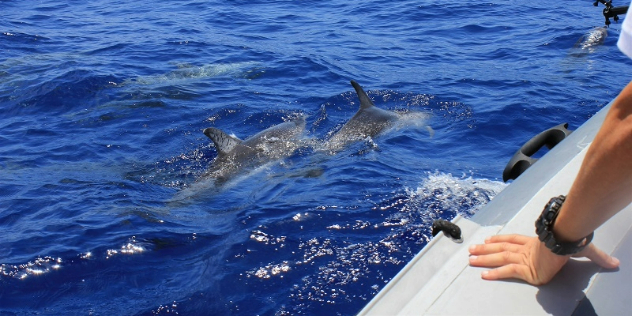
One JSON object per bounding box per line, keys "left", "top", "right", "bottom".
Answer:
{"left": 350, "top": 80, "right": 375, "bottom": 110}
{"left": 203, "top": 127, "right": 242, "bottom": 155}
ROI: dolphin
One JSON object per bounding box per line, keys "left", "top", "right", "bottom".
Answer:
{"left": 167, "top": 115, "right": 306, "bottom": 205}
{"left": 570, "top": 27, "right": 608, "bottom": 57}
{"left": 201, "top": 115, "right": 307, "bottom": 184}
{"left": 324, "top": 80, "right": 402, "bottom": 152}
{"left": 122, "top": 61, "right": 261, "bottom": 86}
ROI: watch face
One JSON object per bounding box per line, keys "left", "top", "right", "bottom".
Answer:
{"left": 545, "top": 197, "right": 563, "bottom": 225}
{"left": 544, "top": 208, "right": 555, "bottom": 224}
{"left": 536, "top": 196, "right": 564, "bottom": 244}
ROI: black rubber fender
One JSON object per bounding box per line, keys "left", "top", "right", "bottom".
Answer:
{"left": 502, "top": 123, "right": 572, "bottom": 182}
{"left": 432, "top": 219, "right": 463, "bottom": 243}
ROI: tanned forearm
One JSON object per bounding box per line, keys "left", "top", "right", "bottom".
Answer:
{"left": 554, "top": 80, "right": 632, "bottom": 242}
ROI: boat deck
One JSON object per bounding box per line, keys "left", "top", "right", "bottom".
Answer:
{"left": 359, "top": 103, "right": 632, "bottom": 315}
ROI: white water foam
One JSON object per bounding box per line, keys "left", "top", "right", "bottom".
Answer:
{"left": 406, "top": 171, "right": 507, "bottom": 218}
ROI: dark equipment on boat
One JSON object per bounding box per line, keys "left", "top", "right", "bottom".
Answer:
{"left": 432, "top": 219, "right": 463, "bottom": 243}
{"left": 503, "top": 123, "right": 573, "bottom": 182}
{"left": 594, "top": 0, "right": 629, "bottom": 26}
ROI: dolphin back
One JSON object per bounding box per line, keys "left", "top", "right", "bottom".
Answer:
{"left": 203, "top": 127, "right": 242, "bottom": 155}
{"left": 350, "top": 80, "right": 375, "bottom": 110}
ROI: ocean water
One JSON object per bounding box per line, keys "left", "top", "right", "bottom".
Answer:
{"left": 1, "top": 0, "right": 631, "bottom": 315}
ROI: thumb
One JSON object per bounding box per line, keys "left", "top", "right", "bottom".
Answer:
{"left": 574, "top": 243, "right": 620, "bottom": 269}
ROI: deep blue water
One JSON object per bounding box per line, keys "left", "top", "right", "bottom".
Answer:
{"left": 2, "top": 0, "right": 631, "bottom": 315}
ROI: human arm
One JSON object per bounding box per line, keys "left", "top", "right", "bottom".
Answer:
{"left": 554, "top": 80, "right": 632, "bottom": 242}
{"left": 468, "top": 80, "right": 632, "bottom": 285}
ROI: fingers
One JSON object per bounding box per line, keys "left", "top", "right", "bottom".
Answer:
{"left": 480, "top": 264, "right": 533, "bottom": 283}
{"left": 469, "top": 234, "right": 530, "bottom": 267}
{"left": 484, "top": 234, "right": 531, "bottom": 245}
{"left": 469, "top": 242, "right": 523, "bottom": 255}
{"left": 576, "top": 243, "right": 620, "bottom": 269}
{"left": 469, "top": 251, "right": 526, "bottom": 267}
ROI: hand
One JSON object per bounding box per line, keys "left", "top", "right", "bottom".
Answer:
{"left": 468, "top": 234, "right": 620, "bottom": 285}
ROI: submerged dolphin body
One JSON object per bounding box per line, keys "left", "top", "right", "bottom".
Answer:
{"left": 122, "top": 61, "right": 261, "bottom": 86}
{"left": 570, "top": 27, "right": 608, "bottom": 57}
{"left": 325, "top": 80, "right": 402, "bottom": 152}
{"left": 201, "top": 116, "right": 307, "bottom": 183}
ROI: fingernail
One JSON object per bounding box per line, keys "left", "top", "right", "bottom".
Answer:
{"left": 481, "top": 271, "right": 489, "bottom": 277}
{"left": 469, "top": 255, "right": 477, "bottom": 262}
{"left": 484, "top": 237, "right": 491, "bottom": 243}
{"left": 612, "top": 257, "right": 620, "bottom": 265}
{"left": 469, "top": 245, "right": 476, "bottom": 252}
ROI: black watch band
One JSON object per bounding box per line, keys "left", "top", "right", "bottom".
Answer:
{"left": 535, "top": 195, "right": 594, "bottom": 256}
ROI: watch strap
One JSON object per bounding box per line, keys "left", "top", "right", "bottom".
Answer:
{"left": 535, "top": 195, "right": 594, "bottom": 256}
{"left": 540, "top": 229, "right": 594, "bottom": 255}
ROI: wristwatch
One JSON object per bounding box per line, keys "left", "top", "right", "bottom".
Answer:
{"left": 535, "top": 195, "right": 594, "bottom": 255}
